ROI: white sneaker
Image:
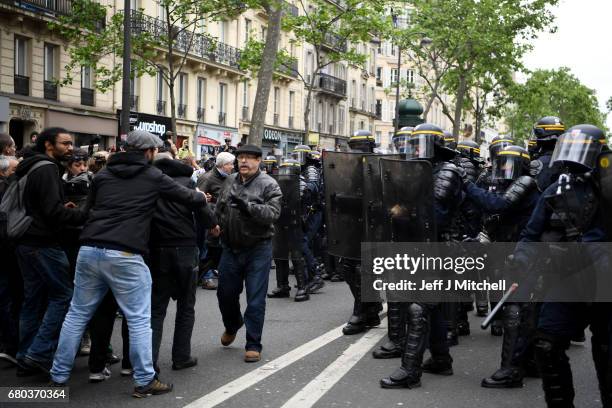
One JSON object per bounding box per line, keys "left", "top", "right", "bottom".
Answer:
{"left": 89, "top": 366, "right": 111, "bottom": 383}
{"left": 120, "top": 368, "right": 134, "bottom": 377}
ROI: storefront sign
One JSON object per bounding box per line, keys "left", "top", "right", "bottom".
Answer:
{"left": 117, "top": 110, "right": 172, "bottom": 137}
{"left": 263, "top": 127, "right": 303, "bottom": 144}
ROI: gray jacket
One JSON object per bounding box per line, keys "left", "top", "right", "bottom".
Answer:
{"left": 215, "top": 170, "right": 282, "bottom": 249}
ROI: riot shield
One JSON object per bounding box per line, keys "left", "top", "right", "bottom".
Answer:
{"left": 272, "top": 174, "right": 303, "bottom": 259}
{"left": 323, "top": 151, "right": 365, "bottom": 260}
{"left": 379, "top": 159, "right": 437, "bottom": 242}
{"left": 598, "top": 151, "right": 612, "bottom": 236}
{"left": 363, "top": 154, "right": 400, "bottom": 242}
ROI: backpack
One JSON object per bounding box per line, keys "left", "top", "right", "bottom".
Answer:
{"left": 0, "top": 160, "right": 56, "bottom": 241}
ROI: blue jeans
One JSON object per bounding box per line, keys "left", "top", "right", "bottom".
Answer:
{"left": 50, "top": 246, "right": 155, "bottom": 386}
{"left": 15, "top": 246, "right": 73, "bottom": 363}
{"left": 217, "top": 240, "right": 272, "bottom": 352}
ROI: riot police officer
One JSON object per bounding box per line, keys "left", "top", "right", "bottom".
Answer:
{"left": 512, "top": 124, "right": 610, "bottom": 407}
{"left": 301, "top": 150, "right": 325, "bottom": 293}
{"left": 530, "top": 116, "right": 565, "bottom": 191}
{"left": 463, "top": 145, "right": 540, "bottom": 388}
{"left": 380, "top": 123, "right": 462, "bottom": 389}
{"left": 263, "top": 155, "right": 278, "bottom": 175}
{"left": 268, "top": 159, "right": 309, "bottom": 302}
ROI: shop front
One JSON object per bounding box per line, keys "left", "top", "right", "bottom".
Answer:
{"left": 195, "top": 123, "right": 240, "bottom": 159}
{"left": 262, "top": 127, "right": 304, "bottom": 158}
{"left": 47, "top": 109, "right": 117, "bottom": 150}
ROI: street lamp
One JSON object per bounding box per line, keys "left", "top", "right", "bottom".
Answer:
{"left": 392, "top": 12, "right": 431, "bottom": 134}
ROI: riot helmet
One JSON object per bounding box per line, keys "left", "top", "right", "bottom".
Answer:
{"left": 307, "top": 150, "right": 322, "bottom": 167}
{"left": 527, "top": 137, "right": 539, "bottom": 157}
{"left": 493, "top": 145, "right": 531, "bottom": 181}
{"left": 263, "top": 155, "right": 278, "bottom": 174}
{"left": 278, "top": 158, "right": 301, "bottom": 176}
{"left": 392, "top": 127, "right": 413, "bottom": 154}
{"left": 292, "top": 144, "right": 311, "bottom": 165}
{"left": 550, "top": 124, "right": 606, "bottom": 173}
{"left": 488, "top": 135, "right": 514, "bottom": 160}
{"left": 533, "top": 116, "right": 565, "bottom": 143}
{"left": 403, "top": 123, "right": 454, "bottom": 160}
{"left": 457, "top": 140, "right": 482, "bottom": 161}
{"left": 443, "top": 130, "right": 457, "bottom": 150}
{"left": 348, "top": 130, "right": 376, "bottom": 153}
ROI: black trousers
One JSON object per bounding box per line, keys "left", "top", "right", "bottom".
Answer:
{"left": 150, "top": 246, "right": 198, "bottom": 364}
{"left": 88, "top": 291, "right": 121, "bottom": 373}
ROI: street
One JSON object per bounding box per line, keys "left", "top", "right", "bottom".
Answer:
{"left": 0, "top": 271, "right": 601, "bottom": 408}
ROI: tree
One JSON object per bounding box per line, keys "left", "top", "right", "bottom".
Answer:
{"left": 50, "top": 0, "right": 244, "bottom": 137}
{"left": 607, "top": 96, "right": 612, "bottom": 113}
{"left": 280, "top": 0, "right": 390, "bottom": 137}
{"left": 403, "top": 0, "right": 559, "bottom": 137}
{"left": 504, "top": 68, "right": 607, "bottom": 143}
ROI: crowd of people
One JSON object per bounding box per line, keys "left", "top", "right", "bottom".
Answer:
{"left": 0, "top": 116, "right": 611, "bottom": 407}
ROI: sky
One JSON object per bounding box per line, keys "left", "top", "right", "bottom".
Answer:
{"left": 521, "top": 0, "right": 612, "bottom": 130}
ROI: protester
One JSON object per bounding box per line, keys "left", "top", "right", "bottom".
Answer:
{"left": 0, "top": 155, "right": 18, "bottom": 199}
{"left": 149, "top": 152, "right": 214, "bottom": 370}
{"left": 49, "top": 129, "right": 207, "bottom": 397}
{"left": 13, "top": 127, "right": 88, "bottom": 375}
{"left": 213, "top": 144, "right": 282, "bottom": 363}
{"left": 0, "top": 133, "right": 16, "bottom": 156}
{"left": 196, "top": 151, "right": 235, "bottom": 289}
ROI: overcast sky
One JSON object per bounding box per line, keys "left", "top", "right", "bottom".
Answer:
{"left": 522, "top": 0, "right": 612, "bottom": 129}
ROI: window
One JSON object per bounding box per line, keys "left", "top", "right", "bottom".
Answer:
{"left": 407, "top": 69, "right": 415, "bottom": 84}
{"left": 391, "top": 68, "right": 399, "bottom": 85}
{"left": 359, "top": 120, "right": 365, "bottom": 130}
{"left": 306, "top": 51, "right": 313, "bottom": 82}
{"left": 179, "top": 73, "right": 187, "bottom": 105}
{"left": 273, "top": 87, "right": 280, "bottom": 115}
{"left": 14, "top": 37, "right": 28, "bottom": 76}
{"left": 220, "top": 21, "right": 229, "bottom": 43}
{"left": 44, "top": 43, "right": 57, "bottom": 81}
{"left": 261, "top": 26, "right": 267, "bottom": 41}
{"left": 375, "top": 131, "right": 381, "bottom": 144}
{"left": 330, "top": 103, "right": 336, "bottom": 134}
{"left": 130, "top": 0, "right": 138, "bottom": 10}
{"left": 376, "top": 67, "right": 382, "bottom": 81}
{"left": 81, "top": 66, "right": 93, "bottom": 89}
{"left": 219, "top": 82, "right": 227, "bottom": 116}
{"left": 242, "top": 80, "right": 249, "bottom": 108}
{"left": 370, "top": 48, "right": 376, "bottom": 74}
{"left": 370, "top": 87, "right": 375, "bottom": 111}
{"left": 156, "top": 69, "right": 165, "bottom": 102}
{"left": 244, "top": 18, "right": 251, "bottom": 43}
{"left": 351, "top": 80, "right": 357, "bottom": 107}
{"left": 288, "top": 91, "right": 295, "bottom": 127}
{"left": 338, "top": 106, "right": 345, "bottom": 134}
{"left": 361, "top": 83, "right": 366, "bottom": 110}
{"left": 197, "top": 77, "right": 206, "bottom": 119}
{"left": 158, "top": 1, "right": 167, "bottom": 20}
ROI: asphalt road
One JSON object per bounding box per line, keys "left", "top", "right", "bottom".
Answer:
{"left": 0, "top": 271, "right": 601, "bottom": 408}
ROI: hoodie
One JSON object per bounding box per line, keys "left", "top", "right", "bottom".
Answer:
{"left": 79, "top": 151, "right": 206, "bottom": 255}
{"left": 15, "top": 153, "right": 87, "bottom": 247}
{"left": 149, "top": 158, "right": 214, "bottom": 248}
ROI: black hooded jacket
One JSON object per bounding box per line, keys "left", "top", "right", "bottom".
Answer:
{"left": 79, "top": 151, "right": 206, "bottom": 255}
{"left": 15, "top": 153, "right": 87, "bottom": 247}
{"left": 150, "top": 158, "right": 214, "bottom": 248}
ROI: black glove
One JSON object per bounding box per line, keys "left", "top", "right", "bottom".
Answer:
{"left": 230, "top": 193, "right": 250, "bottom": 215}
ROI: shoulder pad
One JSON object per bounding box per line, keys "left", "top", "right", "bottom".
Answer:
{"left": 529, "top": 160, "right": 543, "bottom": 177}
{"left": 503, "top": 176, "right": 537, "bottom": 206}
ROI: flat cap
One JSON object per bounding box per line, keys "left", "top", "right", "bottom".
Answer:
{"left": 126, "top": 129, "right": 163, "bottom": 150}
{"left": 235, "top": 144, "right": 262, "bottom": 157}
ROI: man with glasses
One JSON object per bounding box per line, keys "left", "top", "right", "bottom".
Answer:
{"left": 213, "top": 145, "right": 282, "bottom": 363}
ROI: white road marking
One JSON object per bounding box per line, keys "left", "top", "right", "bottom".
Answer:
{"left": 280, "top": 318, "right": 388, "bottom": 408}
{"left": 184, "top": 304, "right": 387, "bottom": 408}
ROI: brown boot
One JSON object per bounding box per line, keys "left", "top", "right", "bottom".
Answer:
{"left": 221, "top": 331, "right": 236, "bottom": 347}
{"left": 244, "top": 350, "right": 261, "bottom": 363}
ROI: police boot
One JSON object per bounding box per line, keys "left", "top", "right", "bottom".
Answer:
{"left": 482, "top": 304, "right": 524, "bottom": 388}
{"left": 491, "top": 319, "right": 503, "bottom": 336}
{"left": 591, "top": 339, "right": 612, "bottom": 407}
{"left": 476, "top": 301, "right": 489, "bottom": 317}
{"left": 441, "top": 302, "right": 459, "bottom": 347}
{"left": 373, "top": 302, "right": 406, "bottom": 359}
{"left": 422, "top": 355, "right": 453, "bottom": 376}
{"left": 293, "top": 260, "right": 310, "bottom": 302}
{"left": 380, "top": 303, "right": 428, "bottom": 389}
{"left": 268, "top": 260, "right": 290, "bottom": 298}
{"left": 343, "top": 303, "right": 366, "bottom": 335}
{"left": 307, "top": 265, "right": 325, "bottom": 294}
{"left": 535, "top": 336, "right": 575, "bottom": 408}
{"left": 457, "top": 304, "right": 470, "bottom": 336}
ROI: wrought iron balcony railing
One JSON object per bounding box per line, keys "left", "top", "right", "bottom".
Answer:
{"left": 218, "top": 112, "right": 226, "bottom": 125}
{"left": 316, "top": 73, "right": 346, "bottom": 97}
{"left": 130, "top": 11, "right": 242, "bottom": 70}
{"left": 0, "top": 0, "right": 71, "bottom": 16}
{"left": 14, "top": 74, "right": 29, "bottom": 96}
{"left": 278, "top": 59, "right": 298, "bottom": 78}
{"left": 197, "top": 107, "right": 205, "bottom": 121}
{"left": 43, "top": 80, "right": 57, "bottom": 100}
{"left": 156, "top": 100, "right": 166, "bottom": 115}
{"left": 81, "top": 87, "right": 94, "bottom": 106}
{"left": 322, "top": 32, "right": 347, "bottom": 52}
{"left": 177, "top": 103, "right": 187, "bottom": 118}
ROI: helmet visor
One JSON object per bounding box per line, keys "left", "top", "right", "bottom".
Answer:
{"left": 292, "top": 151, "right": 308, "bottom": 165}
{"left": 550, "top": 132, "right": 603, "bottom": 171}
{"left": 403, "top": 134, "right": 435, "bottom": 160}
{"left": 493, "top": 155, "right": 523, "bottom": 180}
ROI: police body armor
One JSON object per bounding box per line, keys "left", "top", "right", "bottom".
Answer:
{"left": 323, "top": 151, "right": 366, "bottom": 260}
{"left": 379, "top": 158, "right": 436, "bottom": 242}
{"left": 271, "top": 174, "right": 304, "bottom": 259}
{"left": 363, "top": 154, "right": 400, "bottom": 242}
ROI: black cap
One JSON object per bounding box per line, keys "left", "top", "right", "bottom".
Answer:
{"left": 235, "top": 144, "right": 262, "bottom": 157}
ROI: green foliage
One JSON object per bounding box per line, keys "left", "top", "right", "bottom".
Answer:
{"left": 504, "top": 67, "right": 607, "bottom": 143}
{"left": 238, "top": 36, "right": 296, "bottom": 79}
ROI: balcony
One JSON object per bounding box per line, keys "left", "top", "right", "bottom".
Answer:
{"left": 278, "top": 59, "right": 298, "bottom": 78}
{"left": 241, "top": 106, "right": 249, "bottom": 121}
{"left": 218, "top": 112, "right": 226, "bottom": 126}
{"left": 197, "top": 107, "right": 205, "bottom": 121}
{"left": 273, "top": 113, "right": 279, "bottom": 126}
{"left": 44, "top": 80, "right": 57, "bottom": 100}
{"left": 0, "top": 0, "right": 71, "bottom": 17}
{"left": 81, "top": 87, "right": 94, "bottom": 106}
{"left": 177, "top": 104, "right": 187, "bottom": 119}
{"left": 14, "top": 74, "right": 29, "bottom": 96}
{"left": 315, "top": 73, "right": 346, "bottom": 98}
{"left": 322, "top": 32, "right": 347, "bottom": 53}
{"left": 130, "top": 11, "right": 242, "bottom": 70}
{"left": 288, "top": 116, "right": 294, "bottom": 129}
{"left": 156, "top": 100, "right": 166, "bottom": 115}
{"left": 129, "top": 94, "right": 139, "bottom": 110}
